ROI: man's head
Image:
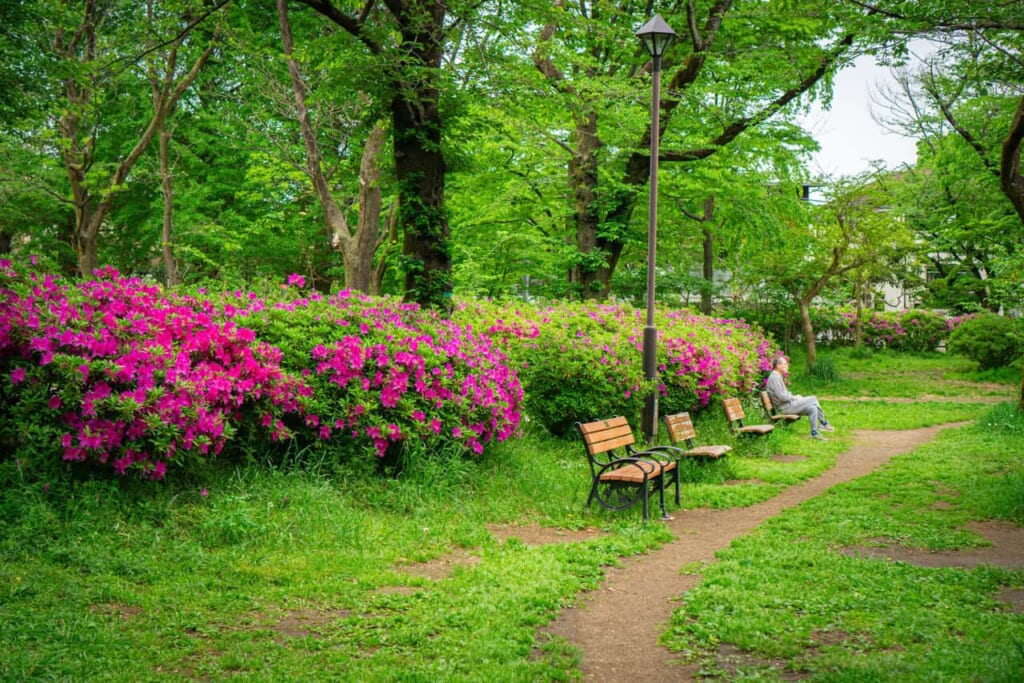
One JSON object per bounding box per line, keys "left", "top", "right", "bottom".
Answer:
{"left": 773, "top": 356, "right": 789, "bottom": 371}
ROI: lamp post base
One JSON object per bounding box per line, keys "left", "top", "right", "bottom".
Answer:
{"left": 641, "top": 324, "right": 658, "bottom": 441}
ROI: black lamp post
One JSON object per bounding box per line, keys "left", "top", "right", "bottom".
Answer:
{"left": 636, "top": 14, "right": 676, "bottom": 442}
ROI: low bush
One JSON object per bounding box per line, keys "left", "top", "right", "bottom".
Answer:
{"left": 946, "top": 312, "right": 1024, "bottom": 370}
{"left": 460, "top": 301, "right": 775, "bottom": 436}
{"left": 0, "top": 263, "right": 308, "bottom": 481}
{"left": 0, "top": 262, "right": 524, "bottom": 482}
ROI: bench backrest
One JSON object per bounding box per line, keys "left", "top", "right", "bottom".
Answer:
{"left": 759, "top": 391, "right": 775, "bottom": 416}
{"left": 722, "top": 397, "right": 746, "bottom": 425}
{"left": 577, "top": 416, "right": 636, "bottom": 463}
{"left": 662, "top": 412, "right": 697, "bottom": 446}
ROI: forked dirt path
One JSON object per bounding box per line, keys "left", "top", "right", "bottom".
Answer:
{"left": 543, "top": 422, "right": 995, "bottom": 682}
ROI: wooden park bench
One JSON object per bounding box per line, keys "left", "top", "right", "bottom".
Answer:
{"left": 662, "top": 412, "right": 732, "bottom": 459}
{"left": 576, "top": 416, "right": 679, "bottom": 522}
{"left": 722, "top": 397, "right": 775, "bottom": 438}
{"left": 759, "top": 390, "right": 800, "bottom": 426}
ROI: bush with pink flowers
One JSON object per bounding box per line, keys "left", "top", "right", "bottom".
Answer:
{"left": 232, "top": 287, "right": 523, "bottom": 465}
{"left": 2, "top": 257, "right": 770, "bottom": 481}
{"left": 0, "top": 261, "right": 309, "bottom": 480}
{"left": 457, "top": 301, "right": 774, "bottom": 436}
{"left": 1, "top": 261, "right": 526, "bottom": 481}
{"left": 809, "top": 308, "right": 957, "bottom": 352}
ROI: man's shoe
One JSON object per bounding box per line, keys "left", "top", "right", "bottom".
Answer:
{"left": 820, "top": 424, "right": 835, "bottom": 432}
{"left": 810, "top": 431, "right": 828, "bottom": 441}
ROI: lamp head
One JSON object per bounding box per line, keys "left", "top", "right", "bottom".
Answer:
{"left": 636, "top": 14, "right": 677, "bottom": 59}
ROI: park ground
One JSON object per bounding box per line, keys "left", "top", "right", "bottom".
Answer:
{"left": 1, "top": 348, "right": 1022, "bottom": 681}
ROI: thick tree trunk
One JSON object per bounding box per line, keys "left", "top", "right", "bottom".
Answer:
{"left": 394, "top": 95, "right": 451, "bottom": 309}
{"left": 341, "top": 123, "right": 386, "bottom": 292}
{"left": 999, "top": 95, "right": 1024, "bottom": 225}
{"left": 567, "top": 111, "right": 611, "bottom": 299}
{"left": 391, "top": 4, "right": 451, "bottom": 310}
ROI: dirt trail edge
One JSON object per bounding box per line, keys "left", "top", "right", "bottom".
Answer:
{"left": 544, "top": 423, "right": 971, "bottom": 683}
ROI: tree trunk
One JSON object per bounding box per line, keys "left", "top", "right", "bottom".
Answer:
{"left": 371, "top": 203, "right": 400, "bottom": 296}
{"left": 394, "top": 94, "right": 451, "bottom": 309}
{"left": 341, "top": 123, "right": 386, "bottom": 292}
{"left": 388, "top": 2, "right": 451, "bottom": 310}
{"left": 1019, "top": 367, "right": 1023, "bottom": 412}
{"left": 567, "top": 110, "right": 611, "bottom": 299}
{"left": 999, "top": 95, "right": 1024, "bottom": 225}
{"left": 798, "top": 298, "right": 817, "bottom": 367}
{"left": 701, "top": 197, "right": 716, "bottom": 315}
{"left": 159, "top": 128, "right": 181, "bottom": 286}
{"left": 853, "top": 274, "right": 864, "bottom": 348}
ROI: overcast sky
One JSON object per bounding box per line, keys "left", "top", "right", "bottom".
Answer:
{"left": 800, "top": 54, "right": 920, "bottom": 178}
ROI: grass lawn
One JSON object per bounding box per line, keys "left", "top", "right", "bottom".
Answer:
{"left": 1, "top": 348, "right": 1022, "bottom": 681}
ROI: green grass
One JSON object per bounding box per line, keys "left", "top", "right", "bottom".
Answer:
{"left": 661, "top": 404, "right": 1024, "bottom": 680}
{"left": 786, "top": 346, "right": 1021, "bottom": 399}
{"left": 1, "top": 351, "right": 1022, "bottom": 680}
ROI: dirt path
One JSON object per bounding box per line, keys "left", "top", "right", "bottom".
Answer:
{"left": 542, "top": 422, "right": 989, "bottom": 682}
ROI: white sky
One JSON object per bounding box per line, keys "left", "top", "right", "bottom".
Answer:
{"left": 800, "top": 54, "right": 920, "bottom": 178}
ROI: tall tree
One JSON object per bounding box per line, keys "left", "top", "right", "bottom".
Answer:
{"left": 47, "top": 0, "right": 224, "bottom": 277}
{"left": 529, "top": 0, "right": 858, "bottom": 299}
{"left": 293, "top": 0, "right": 467, "bottom": 309}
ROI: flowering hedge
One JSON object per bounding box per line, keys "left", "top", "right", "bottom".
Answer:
{"left": 0, "top": 262, "right": 522, "bottom": 481}
{"left": 232, "top": 284, "right": 523, "bottom": 462}
{"left": 0, "top": 262, "right": 308, "bottom": 480}
{"left": 457, "top": 301, "right": 775, "bottom": 436}
{"left": 809, "top": 308, "right": 964, "bottom": 352}
{"left": 2, "top": 258, "right": 771, "bottom": 481}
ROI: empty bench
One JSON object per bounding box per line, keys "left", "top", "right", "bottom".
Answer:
{"left": 576, "top": 416, "right": 680, "bottom": 522}
{"left": 662, "top": 412, "right": 732, "bottom": 459}
{"left": 722, "top": 397, "right": 774, "bottom": 437}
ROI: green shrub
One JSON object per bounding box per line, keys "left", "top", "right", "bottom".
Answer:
{"left": 946, "top": 313, "right": 1024, "bottom": 370}
{"left": 806, "top": 357, "right": 840, "bottom": 382}
{"left": 889, "top": 309, "right": 948, "bottom": 352}
{"left": 458, "top": 301, "right": 775, "bottom": 437}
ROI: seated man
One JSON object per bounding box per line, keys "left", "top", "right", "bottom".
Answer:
{"left": 765, "top": 356, "right": 835, "bottom": 440}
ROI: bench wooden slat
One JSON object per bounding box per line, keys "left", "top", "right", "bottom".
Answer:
{"left": 598, "top": 459, "right": 674, "bottom": 483}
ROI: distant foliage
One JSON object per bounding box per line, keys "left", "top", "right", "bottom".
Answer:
{"left": 808, "top": 308, "right": 961, "bottom": 351}
{"left": 946, "top": 313, "right": 1024, "bottom": 370}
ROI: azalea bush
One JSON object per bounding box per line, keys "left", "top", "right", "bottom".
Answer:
{"left": 810, "top": 308, "right": 957, "bottom": 352}
{"left": 458, "top": 301, "right": 774, "bottom": 437}
{"left": 0, "top": 262, "right": 525, "bottom": 482}
{"left": 0, "top": 261, "right": 308, "bottom": 481}
{"left": 232, "top": 283, "right": 523, "bottom": 464}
